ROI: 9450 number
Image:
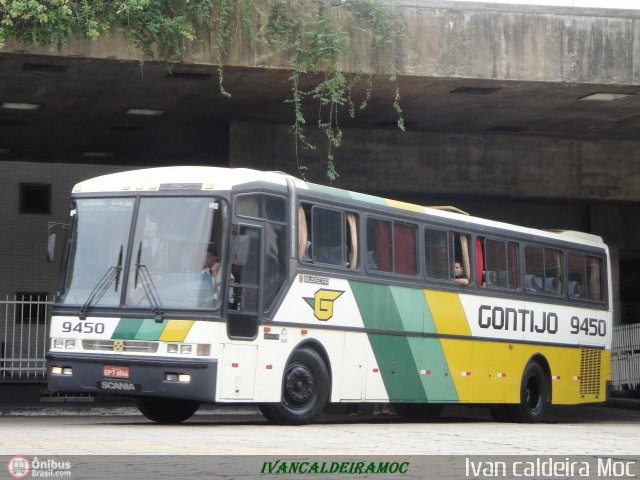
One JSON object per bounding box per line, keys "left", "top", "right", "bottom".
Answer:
{"left": 570, "top": 316, "right": 606, "bottom": 337}
{"left": 61, "top": 321, "right": 105, "bottom": 334}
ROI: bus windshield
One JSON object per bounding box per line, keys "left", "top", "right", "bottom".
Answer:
{"left": 59, "top": 198, "right": 134, "bottom": 306}
{"left": 60, "top": 196, "right": 227, "bottom": 311}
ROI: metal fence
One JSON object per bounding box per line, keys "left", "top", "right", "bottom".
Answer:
{"left": 612, "top": 322, "right": 640, "bottom": 391}
{"left": 1, "top": 293, "right": 640, "bottom": 392}
{"left": 0, "top": 294, "right": 52, "bottom": 382}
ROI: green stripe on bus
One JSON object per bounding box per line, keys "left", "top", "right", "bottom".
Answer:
{"left": 111, "top": 318, "right": 145, "bottom": 340}
{"left": 134, "top": 319, "right": 168, "bottom": 340}
{"left": 350, "top": 281, "right": 459, "bottom": 402}
{"left": 419, "top": 337, "right": 459, "bottom": 401}
{"left": 349, "top": 281, "right": 425, "bottom": 401}
{"left": 368, "top": 333, "right": 428, "bottom": 401}
{"left": 389, "top": 286, "right": 459, "bottom": 400}
{"left": 389, "top": 286, "right": 424, "bottom": 333}
{"left": 349, "top": 191, "right": 387, "bottom": 206}
{"left": 306, "top": 183, "right": 353, "bottom": 199}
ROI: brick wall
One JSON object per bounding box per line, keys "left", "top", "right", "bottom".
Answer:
{"left": 0, "top": 161, "right": 125, "bottom": 297}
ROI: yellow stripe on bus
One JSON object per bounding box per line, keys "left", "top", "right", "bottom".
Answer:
{"left": 423, "top": 290, "right": 472, "bottom": 401}
{"left": 424, "top": 290, "right": 471, "bottom": 336}
{"left": 385, "top": 199, "right": 425, "bottom": 213}
{"left": 159, "top": 320, "right": 195, "bottom": 342}
{"left": 439, "top": 341, "right": 608, "bottom": 404}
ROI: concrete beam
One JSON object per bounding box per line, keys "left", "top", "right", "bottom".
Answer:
{"left": 229, "top": 120, "right": 640, "bottom": 203}
{"left": 3, "top": 1, "right": 639, "bottom": 85}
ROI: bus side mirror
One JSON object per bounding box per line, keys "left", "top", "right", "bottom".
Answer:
{"left": 47, "top": 233, "right": 56, "bottom": 263}
{"left": 232, "top": 234, "right": 250, "bottom": 266}
{"left": 47, "top": 221, "right": 68, "bottom": 263}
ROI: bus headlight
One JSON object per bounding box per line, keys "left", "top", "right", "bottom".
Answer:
{"left": 64, "top": 339, "right": 76, "bottom": 349}
{"left": 53, "top": 338, "right": 64, "bottom": 349}
{"left": 197, "top": 344, "right": 211, "bottom": 356}
{"left": 166, "top": 343, "right": 209, "bottom": 356}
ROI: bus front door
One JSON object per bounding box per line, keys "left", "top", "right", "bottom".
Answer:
{"left": 227, "top": 225, "right": 262, "bottom": 339}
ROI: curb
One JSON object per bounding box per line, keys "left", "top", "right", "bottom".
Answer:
{"left": 0, "top": 404, "right": 260, "bottom": 417}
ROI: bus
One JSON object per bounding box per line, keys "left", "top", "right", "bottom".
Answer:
{"left": 46, "top": 166, "right": 612, "bottom": 424}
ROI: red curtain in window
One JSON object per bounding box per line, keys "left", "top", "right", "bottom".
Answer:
{"left": 394, "top": 224, "right": 416, "bottom": 275}
{"left": 376, "top": 221, "right": 391, "bottom": 272}
{"left": 476, "top": 238, "right": 484, "bottom": 286}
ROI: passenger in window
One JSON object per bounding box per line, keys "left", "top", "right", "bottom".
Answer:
{"left": 453, "top": 261, "right": 469, "bottom": 286}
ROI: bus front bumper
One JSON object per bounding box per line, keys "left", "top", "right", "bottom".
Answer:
{"left": 46, "top": 352, "right": 217, "bottom": 403}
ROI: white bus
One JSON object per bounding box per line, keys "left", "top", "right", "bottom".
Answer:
{"left": 47, "top": 166, "right": 612, "bottom": 424}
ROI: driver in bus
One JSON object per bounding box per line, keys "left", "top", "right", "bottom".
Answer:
{"left": 203, "top": 246, "right": 236, "bottom": 306}
{"left": 203, "top": 247, "right": 223, "bottom": 280}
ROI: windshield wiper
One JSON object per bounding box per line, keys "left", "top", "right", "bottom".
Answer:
{"left": 79, "top": 245, "right": 123, "bottom": 320}
{"left": 134, "top": 241, "right": 164, "bottom": 321}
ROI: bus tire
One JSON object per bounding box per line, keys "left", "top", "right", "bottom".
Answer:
{"left": 393, "top": 403, "right": 443, "bottom": 420}
{"left": 136, "top": 398, "right": 200, "bottom": 424}
{"left": 260, "top": 347, "right": 329, "bottom": 425}
{"left": 509, "top": 361, "right": 549, "bottom": 423}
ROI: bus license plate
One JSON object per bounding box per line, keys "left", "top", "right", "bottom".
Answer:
{"left": 103, "top": 365, "right": 130, "bottom": 379}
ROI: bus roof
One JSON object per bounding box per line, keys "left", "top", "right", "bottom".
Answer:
{"left": 73, "top": 166, "right": 606, "bottom": 250}
{"left": 72, "top": 166, "right": 289, "bottom": 194}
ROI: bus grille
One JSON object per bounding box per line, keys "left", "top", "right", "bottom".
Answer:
{"left": 580, "top": 349, "right": 602, "bottom": 396}
{"left": 82, "top": 340, "right": 159, "bottom": 353}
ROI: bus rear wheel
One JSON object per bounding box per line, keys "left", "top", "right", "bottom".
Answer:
{"left": 509, "top": 361, "right": 549, "bottom": 423}
{"left": 260, "top": 347, "right": 329, "bottom": 425}
{"left": 136, "top": 398, "right": 200, "bottom": 423}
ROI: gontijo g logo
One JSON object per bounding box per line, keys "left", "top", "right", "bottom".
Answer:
{"left": 304, "top": 289, "right": 344, "bottom": 321}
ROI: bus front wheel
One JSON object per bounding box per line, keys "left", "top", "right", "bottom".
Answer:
{"left": 136, "top": 398, "right": 200, "bottom": 423}
{"left": 510, "top": 361, "right": 549, "bottom": 423}
{"left": 260, "top": 347, "right": 330, "bottom": 425}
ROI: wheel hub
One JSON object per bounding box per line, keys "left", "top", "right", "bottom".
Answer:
{"left": 284, "top": 365, "right": 315, "bottom": 407}
{"left": 525, "top": 377, "right": 541, "bottom": 411}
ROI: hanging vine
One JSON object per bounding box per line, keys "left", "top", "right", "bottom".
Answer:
{"left": 0, "top": 0, "right": 404, "bottom": 181}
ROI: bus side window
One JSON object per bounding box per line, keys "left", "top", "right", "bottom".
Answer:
{"left": 480, "top": 237, "right": 519, "bottom": 290}
{"left": 299, "top": 203, "right": 359, "bottom": 270}
{"left": 525, "top": 245, "right": 563, "bottom": 296}
{"left": 368, "top": 217, "right": 417, "bottom": 275}
{"left": 568, "top": 252, "right": 604, "bottom": 301}
{"left": 425, "top": 228, "right": 469, "bottom": 285}
{"left": 367, "top": 218, "right": 392, "bottom": 272}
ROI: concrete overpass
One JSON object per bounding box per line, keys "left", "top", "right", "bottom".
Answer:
{"left": 1, "top": 0, "right": 639, "bottom": 323}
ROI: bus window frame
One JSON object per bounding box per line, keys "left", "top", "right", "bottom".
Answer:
{"left": 423, "top": 226, "right": 453, "bottom": 283}
{"left": 309, "top": 204, "right": 346, "bottom": 267}
{"left": 478, "top": 235, "right": 521, "bottom": 293}
{"left": 522, "top": 243, "right": 566, "bottom": 299}
{"left": 566, "top": 249, "right": 607, "bottom": 305}
{"left": 423, "top": 225, "right": 475, "bottom": 288}
{"left": 232, "top": 191, "right": 289, "bottom": 317}
{"left": 364, "top": 214, "right": 420, "bottom": 280}
{"left": 297, "top": 201, "right": 361, "bottom": 273}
